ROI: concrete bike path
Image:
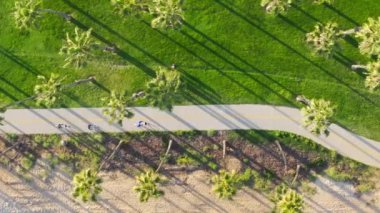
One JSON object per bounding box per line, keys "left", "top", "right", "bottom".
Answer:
{"left": 0, "top": 104, "right": 379, "bottom": 168}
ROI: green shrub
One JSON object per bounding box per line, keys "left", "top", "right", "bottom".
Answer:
{"left": 34, "top": 134, "right": 60, "bottom": 148}
{"left": 300, "top": 181, "right": 317, "bottom": 196}
{"left": 21, "top": 153, "right": 36, "bottom": 170}
{"left": 324, "top": 166, "right": 352, "bottom": 182}
{"left": 252, "top": 170, "right": 274, "bottom": 192}
{"left": 207, "top": 130, "right": 217, "bottom": 137}
{"left": 6, "top": 134, "right": 18, "bottom": 142}
{"left": 176, "top": 154, "right": 198, "bottom": 166}
{"left": 207, "top": 161, "right": 218, "bottom": 171}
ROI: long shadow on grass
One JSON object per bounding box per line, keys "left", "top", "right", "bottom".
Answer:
{"left": 61, "top": 0, "right": 222, "bottom": 104}
{"left": 65, "top": 16, "right": 155, "bottom": 77}
{"left": 323, "top": 4, "right": 361, "bottom": 26}
{"left": 214, "top": 0, "right": 379, "bottom": 108}
{"left": 182, "top": 21, "right": 298, "bottom": 100}
{"left": 0, "top": 46, "right": 41, "bottom": 76}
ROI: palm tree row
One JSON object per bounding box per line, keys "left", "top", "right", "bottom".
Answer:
{"left": 111, "top": 0, "right": 185, "bottom": 30}
{"left": 306, "top": 17, "right": 380, "bottom": 91}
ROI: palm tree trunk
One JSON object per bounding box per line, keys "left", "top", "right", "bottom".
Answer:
{"left": 339, "top": 27, "right": 361, "bottom": 36}
{"left": 61, "top": 76, "right": 95, "bottom": 89}
{"left": 351, "top": 64, "right": 367, "bottom": 70}
{"left": 296, "top": 95, "right": 310, "bottom": 106}
{"left": 1, "top": 95, "right": 36, "bottom": 109}
{"left": 98, "top": 140, "right": 125, "bottom": 171}
{"left": 37, "top": 9, "right": 72, "bottom": 21}
{"left": 156, "top": 139, "right": 173, "bottom": 172}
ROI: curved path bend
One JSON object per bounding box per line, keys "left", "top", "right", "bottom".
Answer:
{"left": 1, "top": 104, "right": 379, "bottom": 168}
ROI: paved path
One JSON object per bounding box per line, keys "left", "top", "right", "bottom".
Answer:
{"left": 0, "top": 104, "right": 379, "bottom": 168}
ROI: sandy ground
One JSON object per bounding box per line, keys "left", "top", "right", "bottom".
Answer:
{"left": 0, "top": 160, "right": 379, "bottom": 213}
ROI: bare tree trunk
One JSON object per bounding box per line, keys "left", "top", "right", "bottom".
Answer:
{"left": 222, "top": 140, "right": 226, "bottom": 159}
{"left": 156, "top": 139, "right": 173, "bottom": 172}
{"left": 291, "top": 164, "right": 301, "bottom": 186}
{"left": 38, "top": 9, "right": 72, "bottom": 21}
{"left": 275, "top": 140, "right": 287, "bottom": 174}
{"left": 351, "top": 64, "right": 367, "bottom": 70}
{"left": 62, "top": 76, "right": 95, "bottom": 89}
{"left": 339, "top": 27, "right": 361, "bottom": 36}
{"left": 1, "top": 96, "right": 36, "bottom": 109}
{"left": 296, "top": 95, "right": 310, "bottom": 106}
{"left": 98, "top": 140, "right": 125, "bottom": 171}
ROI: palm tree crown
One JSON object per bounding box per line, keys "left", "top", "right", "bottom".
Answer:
{"left": 271, "top": 184, "right": 304, "bottom": 213}
{"left": 261, "top": 0, "right": 293, "bottom": 15}
{"left": 102, "top": 90, "right": 132, "bottom": 125}
{"left": 72, "top": 169, "right": 102, "bottom": 202}
{"left": 301, "top": 98, "right": 335, "bottom": 135}
{"left": 13, "top": 0, "right": 41, "bottom": 31}
{"left": 306, "top": 22, "right": 339, "bottom": 56}
{"left": 145, "top": 66, "right": 182, "bottom": 111}
{"left": 133, "top": 169, "right": 163, "bottom": 202}
{"left": 149, "top": 0, "right": 184, "bottom": 29}
{"left": 59, "top": 27, "right": 95, "bottom": 68}
{"left": 34, "top": 73, "right": 64, "bottom": 107}
{"left": 364, "top": 60, "right": 380, "bottom": 91}
{"left": 356, "top": 17, "right": 380, "bottom": 56}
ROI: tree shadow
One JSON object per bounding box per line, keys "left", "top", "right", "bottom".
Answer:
{"left": 324, "top": 4, "right": 360, "bottom": 26}
{"left": 214, "top": 0, "right": 379, "bottom": 108}
{"left": 0, "top": 46, "right": 41, "bottom": 76}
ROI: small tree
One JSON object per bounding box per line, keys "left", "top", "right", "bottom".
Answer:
{"left": 133, "top": 169, "right": 163, "bottom": 202}
{"left": 34, "top": 73, "right": 64, "bottom": 107}
{"left": 102, "top": 90, "right": 132, "bottom": 125}
{"left": 306, "top": 22, "right": 339, "bottom": 56}
{"left": 149, "top": 0, "right": 184, "bottom": 29}
{"left": 272, "top": 184, "right": 304, "bottom": 213}
{"left": 145, "top": 66, "right": 182, "bottom": 111}
{"left": 300, "top": 98, "right": 335, "bottom": 136}
{"left": 59, "top": 27, "right": 95, "bottom": 68}
{"left": 313, "top": 0, "right": 333, "bottom": 5}
{"left": 352, "top": 60, "right": 380, "bottom": 91}
{"left": 72, "top": 169, "right": 102, "bottom": 202}
{"left": 211, "top": 170, "right": 241, "bottom": 199}
{"left": 355, "top": 17, "right": 380, "bottom": 56}
{"left": 261, "top": 0, "right": 293, "bottom": 15}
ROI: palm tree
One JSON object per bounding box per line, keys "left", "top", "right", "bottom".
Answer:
{"left": 13, "top": 0, "right": 71, "bottom": 31}
{"left": 13, "top": 0, "right": 41, "bottom": 31}
{"left": 59, "top": 27, "right": 95, "bottom": 68}
{"left": 102, "top": 90, "right": 132, "bottom": 125}
{"left": 211, "top": 170, "right": 240, "bottom": 199}
{"left": 133, "top": 169, "right": 163, "bottom": 202}
{"left": 144, "top": 66, "right": 182, "bottom": 111}
{"left": 272, "top": 184, "right": 304, "bottom": 213}
{"left": 355, "top": 17, "right": 380, "bottom": 56}
{"left": 306, "top": 22, "right": 339, "bottom": 56}
{"left": 300, "top": 98, "right": 335, "bottom": 136}
{"left": 34, "top": 73, "right": 64, "bottom": 107}
{"left": 352, "top": 60, "right": 380, "bottom": 91}
{"left": 111, "top": 0, "right": 149, "bottom": 15}
{"left": 149, "top": 0, "right": 184, "bottom": 29}
{"left": 72, "top": 169, "right": 102, "bottom": 202}
{"left": 261, "top": 0, "right": 293, "bottom": 15}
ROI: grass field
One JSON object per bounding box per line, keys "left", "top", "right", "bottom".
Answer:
{"left": 0, "top": 0, "right": 379, "bottom": 139}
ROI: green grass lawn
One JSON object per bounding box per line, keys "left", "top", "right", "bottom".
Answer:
{"left": 0, "top": 0, "right": 379, "bottom": 139}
